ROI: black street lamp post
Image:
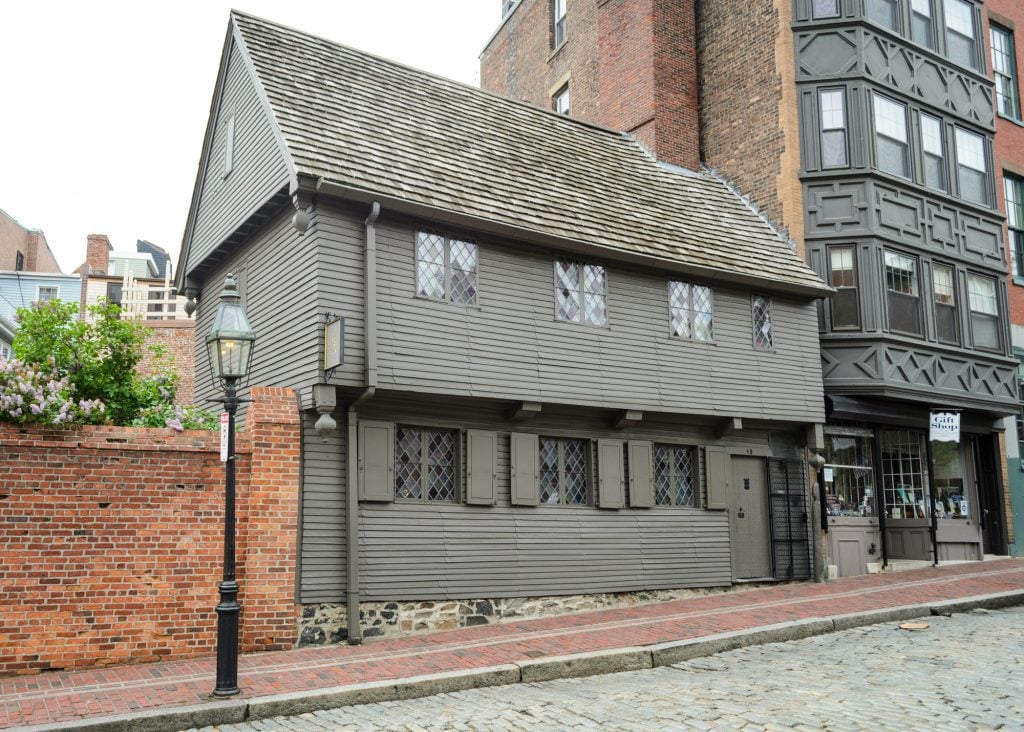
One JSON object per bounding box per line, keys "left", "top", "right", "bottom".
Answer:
{"left": 206, "top": 274, "right": 255, "bottom": 698}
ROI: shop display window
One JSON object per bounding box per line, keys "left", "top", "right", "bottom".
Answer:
{"left": 932, "top": 441, "right": 968, "bottom": 519}
{"left": 823, "top": 431, "right": 876, "bottom": 517}
{"left": 881, "top": 430, "right": 930, "bottom": 519}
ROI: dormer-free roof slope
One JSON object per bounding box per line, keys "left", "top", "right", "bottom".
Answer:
{"left": 187, "top": 11, "right": 828, "bottom": 296}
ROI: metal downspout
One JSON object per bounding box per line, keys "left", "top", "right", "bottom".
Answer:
{"left": 345, "top": 201, "right": 380, "bottom": 645}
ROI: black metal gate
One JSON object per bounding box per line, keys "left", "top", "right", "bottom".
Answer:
{"left": 768, "top": 458, "right": 812, "bottom": 580}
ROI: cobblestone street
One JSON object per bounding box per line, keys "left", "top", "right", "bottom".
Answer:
{"left": 192, "top": 606, "right": 1024, "bottom": 731}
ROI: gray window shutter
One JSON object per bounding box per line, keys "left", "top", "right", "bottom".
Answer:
{"left": 510, "top": 432, "right": 539, "bottom": 506}
{"left": 597, "top": 439, "right": 625, "bottom": 509}
{"left": 466, "top": 430, "right": 498, "bottom": 505}
{"left": 358, "top": 420, "right": 394, "bottom": 502}
{"left": 705, "top": 445, "right": 728, "bottom": 510}
{"left": 628, "top": 440, "right": 654, "bottom": 508}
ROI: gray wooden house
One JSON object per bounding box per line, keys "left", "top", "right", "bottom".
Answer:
{"left": 177, "top": 12, "right": 831, "bottom": 642}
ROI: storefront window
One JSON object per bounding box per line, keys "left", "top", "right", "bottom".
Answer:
{"left": 932, "top": 441, "right": 968, "bottom": 519}
{"left": 881, "top": 430, "right": 929, "bottom": 519}
{"left": 823, "top": 432, "right": 875, "bottom": 516}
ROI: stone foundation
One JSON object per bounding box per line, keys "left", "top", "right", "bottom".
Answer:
{"left": 298, "top": 584, "right": 776, "bottom": 646}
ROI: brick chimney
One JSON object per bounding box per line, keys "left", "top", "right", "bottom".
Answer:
{"left": 86, "top": 234, "right": 112, "bottom": 275}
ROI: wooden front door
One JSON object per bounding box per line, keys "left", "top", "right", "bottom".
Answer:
{"left": 729, "top": 456, "right": 772, "bottom": 579}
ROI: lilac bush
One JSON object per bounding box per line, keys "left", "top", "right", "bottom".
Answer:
{"left": 0, "top": 356, "right": 105, "bottom": 426}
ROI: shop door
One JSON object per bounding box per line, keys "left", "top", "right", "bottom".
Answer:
{"left": 973, "top": 434, "right": 1007, "bottom": 555}
{"left": 729, "top": 456, "right": 772, "bottom": 579}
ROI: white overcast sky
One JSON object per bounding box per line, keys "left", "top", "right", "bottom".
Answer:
{"left": 0, "top": 1, "right": 501, "bottom": 273}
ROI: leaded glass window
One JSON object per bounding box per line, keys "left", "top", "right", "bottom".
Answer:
{"left": 653, "top": 445, "right": 696, "bottom": 507}
{"left": 911, "top": 0, "right": 934, "bottom": 49}
{"left": 992, "top": 25, "right": 1021, "bottom": 120}
{"left": 944, "top": 0, "right": 977, "bottom": 70}
{"left": 1006, "top": 176, "right": 1024, "bottom": 278}
{"left": 395, "top": 426, "right": 458, "bottom": 503}
{"left": 752, "top": 295, "right": 773, "bottom": 351}
{"left": 819, "top": 89, "right": 848, "bottom": 168}
{"left": 884, "top": 250, "right": 922, "bottom": 335}
{"left": 967, "top": 274, "right": 1000, "bottom": 351}
{"left": 555, "top": 260, "right": 607, "bottom": 325}
{"left": 920, "top": 113, "right": 946, "bottom": 191}
{"left": 954, "top": 128, "right": 988, "bottom": 206}
{"left": 668, "top": 281, "right": 713, "bottom": 340}
{"left": 415, "top": 231, "right": 478, "bottom": 305}
{"left": 538, "top": 436, "right": 589, "bottom": 505}
{"left": 873, "top": 94, "right": 909, "bottom": 178}
{"left": 932, "top": 263, "right": 958, "bottom": 344}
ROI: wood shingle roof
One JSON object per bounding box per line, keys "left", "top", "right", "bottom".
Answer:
{"left": 231, "top": 11, "right": 830, "bottom": 296}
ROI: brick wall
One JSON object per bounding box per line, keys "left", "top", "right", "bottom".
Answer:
{"left": 0, "top": 212, "right": 61, "bottom": 273}
{"left": 139, "top": 320, "right": 196, "bottom": 405}
{"left": 698, "top": 0, "right": 802, "bottom": 246}
{"left": 0, "top": 386, "right": 300, "bottom": 676}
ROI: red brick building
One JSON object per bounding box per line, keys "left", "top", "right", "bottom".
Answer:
{"left": 0, "top": 208, "right": 62, "bottom": 273}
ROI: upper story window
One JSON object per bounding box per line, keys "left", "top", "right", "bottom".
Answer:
{"left": 552, "top": 0, "right": 567, "bottom": 48}
{"left": 953, "top": 128, "right": 988, "bottom": 206}
{"left": 967, "top": 274, "right": 1000, "bottom": 350}
{"left": 36, "top": 286, "right": 58, "bottom": 304}
{"left": 14, "top": 251, "right": 24, "bottom": 272}
{"left": 555, "top": 259, "right": 607, "bottom": 325}
{"left": 819, "top": 89, "right": 848, "bottom": 168}
{"left": 752, "top": 295, "right": 774, "bottom": 351}
{"left": 554, "top": 84, "right": 570, "bottom": 115}
{"left": 539, "top": 436, "right": 589, "bottom": 505}
{"left": 884, "top": 250, "right": 922, "bottom": 336}
{"left": 991, "top": 24, "right": 1021, "bottom": 120}
{"left": 812, "top": 0, "right": 840, "bottom": 19}
{"left": 910, "top": 0, "right": 935, "bottom": 49}
{"left": 653, "top": 445, "right": 697, "bottom": 507}
{"left": 668, "top": 281, "right": 713, "bottom": 341}
{"left": 501, "top": 0, "right": 518, "bottom": 18}
{"left": 223, "top": 115, "right": 235, "bottom": 178}
{"left": 416, "top": 231, "right": 478, "bottom": 305}
{"left": 919, "top": 113, "right": 946, "bottom": 191}
{"left": 395, "top": 426, "right": 459, "bottom": 503}
{"left": 873, "top": 94, "right": 910, "bottom": 178}
{"left": 932, "top": 263, "right": 958, "bottom": 344}
{"left": 1006, "top": 176, "right": 1024, "bottom": 279}
{"left": 943, "top": 0, "right": 977, "bottom": 70}
{"left": 866, "top": 0, "right": 898, "bottom": 31}
{"left": 829, "top": 246, "right": 859, "bottom": 329}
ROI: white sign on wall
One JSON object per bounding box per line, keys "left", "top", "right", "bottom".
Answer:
{"left": 929, "top": 411, "right": 960, "bottom": 443}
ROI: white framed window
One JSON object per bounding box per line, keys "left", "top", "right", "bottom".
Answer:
{"left": 539, "top": 436, "right": 589, "bottom": 505}
{"left": 752, "top": 295, "right": 773, "bottom": 351}
{"left": 865, "top": 0, "right": 898, "bottom": 31}
{"left": 967, "top": 274, "right": 1000, "bottom": 350}
{"left": 812, "top": 0, "right": 840, "bottom": 19}
{"left": 932, "top": 263, "right": 958, "bottom": 345}
{"left": 819, "top": 89, "right": 848, "bottom": 168}
{"left": 36, "top": 286, "right": 58, "bottom": 304}
{"left": 873, "top": 94, "right": 909, "bottom": 178}
{"left": 991, "top": 24, "right": 1021, "bottom": 120}
{"left": 553, "top": 0, "right": 567, "bottom": 48}
{"left": 910, "top": 0, "right": 935, "bottom": 49}
{"left": 828, "top": 246, "right": 859, "bottom": 330}
{"left": 1006, "top": 176, "right": 1024, "bottom": 279}
{"left": 555, "top": 259, "right": 606, "bottom": 325}
{"left": 944, "top": 0, "right": 977, "bottom": 70}
{"left": 554, "top": 85, "right": 569, "bottom": 115}
{"left": 0, "top": 342, "right": 11, "bottom": 360}
{"left": 668, "top": 281, "right": 713, "bottom": 340}
{"left": 954, "top": 128, "right": 988, "bottom": 206}
{"left": 415, "top": 231, "right": 478, "bottom": 305}
{"left": 395, "top": 426, "right": 459, "bottom": 503}
{"left": 653, "top": 444, "right": 697, "bottom": 507}
{"left": 884, "top": 250, "right": 922, "bottom": 336}
{"left": 920, "top": 113, "right": 946, "bottom": 191}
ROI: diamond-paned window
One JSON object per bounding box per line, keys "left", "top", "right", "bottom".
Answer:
{"left": 416, "top": 231, "right": 478, "bottom": 305}
{"left": 653, "top": 445, "right": 696, "bottom": 507}
{"left": 395, "top": 426, "right": 458, "bottom": 503}
{"left": 555, "top": 260, "right": 606, "bottom": 325}
{"left": 752, "top": 295, "right": 774, "bottom": 351}
{"left": 668, "top": 281, "right": 713, "bottom": 341}
{"left": 538, "top": 436, "right": 589, "bottom": 505}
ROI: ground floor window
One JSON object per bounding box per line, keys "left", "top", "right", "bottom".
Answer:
{"left": 823, "top": 430, "right": 875, "bottom": 517}
{"left": 653, "top": 444, "right": 697, "bottom": 507}
{"left": 932, "top": 441, "right": 968, "bottom": 519}
{"left": 880, "top": 430, "right": 928, "bottom": 519}
{"left": 539, "top": 436, "right": 589, "bottom": 505}
{"left": 395, "top": 426, "right": 459, "bottom": 502}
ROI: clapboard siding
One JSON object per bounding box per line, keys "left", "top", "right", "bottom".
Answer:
{"left": 0, "top": 274, "right": 80, "bottom": 321}
{"left": 341, "top": 211, "right": 826, "bottom": 423}
{"left": 299, "top": 411, "right": 347, "bottom": 603}
{"left": 341, "top": 393, "right": 783, "bottom": 601}
{"left": 193, "top": 208, "right": 320, "bottom": 410}
{"left": 186, "top": 39, "right": 291, "bottom": 276}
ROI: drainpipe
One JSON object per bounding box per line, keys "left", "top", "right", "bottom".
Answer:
{"left": 345, "top": 201, "right": 380, "bottom": 645}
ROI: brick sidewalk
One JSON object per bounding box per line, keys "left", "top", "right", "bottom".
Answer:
{"left": 2, "top": 560, "right": 1023, "bottom": 730}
